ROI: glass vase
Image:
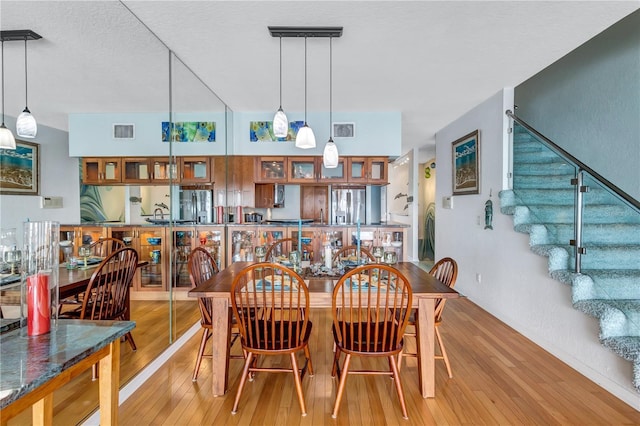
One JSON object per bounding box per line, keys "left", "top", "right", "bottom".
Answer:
{"left": 21, "top": 221, "right": 60, "bottom": 335}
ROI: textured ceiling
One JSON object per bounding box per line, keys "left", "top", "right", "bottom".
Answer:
{"left": 1, "top": 1, "right": 638, "bottom": 160}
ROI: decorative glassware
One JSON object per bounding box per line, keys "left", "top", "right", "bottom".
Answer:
{"left": 255, "top": 245, "right": 267, "bottom": 262}
{"left": 78, "top": 245, "right": 91, "bottom": 268}
{"left": 22, "top": 221, "right": 59, "bottom": 335}
{"left": 288, "top": 250, "right": 300, "bottom": 269}
{"left": 383, "top": 251, "right": 397, "bottom": 265}
{"left": 0, "top": 228, "right": 18, "bottom": 274}
{"left": 372, "top": 246, "right": 384, "bottom": 263}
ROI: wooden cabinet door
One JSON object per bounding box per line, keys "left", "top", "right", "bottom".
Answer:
{"left": 367, "top": 157, "right": 389, "bottom": 184}
{"left": 82, "top": 158, "right": 121, "bottom": 184}
{"left": 150, "top": 157, "right": 179, "bottom": 184}
{"left": 122, "top": 158, "right": 152, "bottom": 184}
{"left": 255, "top": 157, "right": 287, "bottom": 183}
{"left": 319, "top": 157, "right": 347, "bottom": 183}
{"left": 255, "top": 183, "right": 275, "bottom": 208}
{"left": 287, "top": 157, "right": 319, "bottom": 183}
{"left": 180, "top": 157, "right": 211, "bottom": 184}
{"left": 300, "top": 186, "right": 328, "bottom": 223}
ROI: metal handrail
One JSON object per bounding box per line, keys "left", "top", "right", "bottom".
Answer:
{"left": 506, "top": 110, "right": 640, "bottom": 212}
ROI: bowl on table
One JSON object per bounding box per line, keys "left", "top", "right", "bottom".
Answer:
{"left": 146, "top": 237, "right": 162, "bottom": 245}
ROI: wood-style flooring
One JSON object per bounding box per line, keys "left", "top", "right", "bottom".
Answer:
{"left": 118, "top": 298, "right": 640, "bottom": 425}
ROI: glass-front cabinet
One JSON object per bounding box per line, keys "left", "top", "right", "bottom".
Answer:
{"left": 121, "top": 157, "right": 179, "bottom": 184}
{"left": 319, "top": 158, "right": 347, "bottom": 183}
{"left": 180, "top": 157, "right": 212, "bottom": 184}
{"left": 348, "top": 226, "right": 405, "bottom": 261}
{"left": 255, "top": 157, "right": 287, "bottom": 183}
{"left": 347, "top": 157, "right": 388, "bottom": 184}
{"left": 111, "top": 227, "right": 166, "bottom": 291}
{"left": 290, "top": 227, "right": 345, "bottom": 264}
{"left": 227, "top": 226, "right": 286, "bottom": 265}
{"left": 287, "top": 157, "right": 319, "bottom": 183}
{"left": 170, "top": 226, "right": 225, "bottom": 290}
{"left": 81, "top": 157, "right": 121, "bottom": 184}
{"left": 60, "top": 225, "right": 109, "bottom": 257}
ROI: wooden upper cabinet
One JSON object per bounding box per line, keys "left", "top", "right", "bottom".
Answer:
{"left": 82, "top": 157, "right": 122, "bottom": 184}
{"left": 226, "top": 156, "right": 255, "bottom": 207}
{"left": 287, "top": 156, "right": 320, "bottom": 183}
{"left": 319, "top": 157, "right": 347, "bottom": 183}
{"left": 347, "top": 157, "right": 388, "bottom": 184}
{"left": 255, "top": 157, "right": 287, "bottom": 183}
{"left": 180, "top": 157, "right": 212, "bottom": 185}
{"left": 121, "top": 157, "right": 179, "bottom": 184}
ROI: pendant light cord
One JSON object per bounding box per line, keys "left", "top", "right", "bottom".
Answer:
{"left": 329, "top": 36, "right": 332, "bottom": 137}
{"left": 304, "top": 36, "right": 307, "bottom": 124}
{"left": 278, "top": 36, "right": 283, "bottom": 108}
{"left": 23, "top": 37, "right": 28, "bottom": 108}
{"left": 1, "top": 41, "right": 5, "bottom": 124}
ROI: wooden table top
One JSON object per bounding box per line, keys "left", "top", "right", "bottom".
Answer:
{"left": 189, "top": 261, "right": 458, "bottom": 309}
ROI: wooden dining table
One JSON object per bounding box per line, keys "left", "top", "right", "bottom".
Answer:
{"left": 188, "top": 261, "right": 459, "bottom": 398}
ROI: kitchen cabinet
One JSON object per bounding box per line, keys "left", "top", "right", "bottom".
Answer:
{"left": 169, "top": 226, "right": 225, "bottom": 291}
{"left": 227, "top": 226, "right": 286, "bottom": 265}
{"left": 255, "top": 183, "right": 277, "bottom": 208}
{"left": 110, "top": 227, "right": 166, "bottom": 291}
{"left": 60, "top": 225, "right": 109, "bottom": 256}
{"left": 121, "top": 157, "right": 178, "bottom": 184}
{"left": 214, "top": 156, "right": 255, "bottom": 208}
{"left": 300, "top": 186, "right": 328, "bottom": 223}
{"left": 82, "top": 157, "right": 121, "bottom": 184}
{"left": 255, "top": 157, "right": 287, "bottom": 183}
{"left": 289, "top": 226, "right": 346, "bottom": 264}
{"left": 348, "top": 226, "right": 405, "bottom": 261}
{"left": 180, "top": 157, "right": 212, "bottom": 185}
{"left": 287, "top": 156, "right": 348, "bottom": 184}
{"left": 347, "top": 157, "right": 388, "bottom": 184}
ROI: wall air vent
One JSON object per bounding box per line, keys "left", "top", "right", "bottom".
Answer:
{"left": 113, "top": 124, "right": 135, "bottom": 139}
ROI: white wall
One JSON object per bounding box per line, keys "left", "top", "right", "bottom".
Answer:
{"left": 0, "top": 120, "right": 80, "bottom": 245}
{"left": 435, "top": 88, "right": 639, "bottom": 410}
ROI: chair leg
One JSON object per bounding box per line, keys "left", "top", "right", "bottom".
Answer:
{"left": 435, "top": 325, "right": 452, "bottom": 378}
{"left": 232, "top": 352, "right": 254, "bottom": 414}
{"left": 303, "top": 345, "right": 314, "bottom": 377}
{"left": 331, "top": 346, "right": 341, "bottom": 378}
{"left": 125, "top": 331, "right": 137, "bottom": 351}
{"left": 331, "top": 353, "right": 351, "bottom": 419}
{"left": 389, "top": 355, "right": 409, "bottom": 420}
{"left": 193, "top": 328, "right": 210, "bottom": 382}
{"left": 290, "top": 353, "right": 307, "bottom": 416}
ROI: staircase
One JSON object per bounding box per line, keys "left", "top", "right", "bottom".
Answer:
{"left": 500, "top": 121, "right": 640, "bottom": 390}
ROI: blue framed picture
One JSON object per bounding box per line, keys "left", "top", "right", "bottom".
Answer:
{"left": 452, "top": 130, "right": 480, "bottom": 195}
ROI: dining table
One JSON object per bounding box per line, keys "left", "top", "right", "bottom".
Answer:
{"left": 188, "top": 261, "right": 459, "bottom": 398}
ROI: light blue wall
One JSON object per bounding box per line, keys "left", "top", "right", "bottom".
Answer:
{"left": 69, "top": 111, "right": 401, "bottom": 157}
{"left": 515, "top": 10, "right": 640, "bottom": 200}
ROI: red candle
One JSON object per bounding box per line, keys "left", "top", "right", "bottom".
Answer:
{"left": 27, "top": 273, "right": 50, "bottom": 335}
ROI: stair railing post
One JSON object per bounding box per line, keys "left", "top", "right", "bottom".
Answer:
{"left": 571, "top": 170, "right": 587, "bottom": 273}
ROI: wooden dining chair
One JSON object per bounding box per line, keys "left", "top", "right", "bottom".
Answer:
{"left": 188, "top": 246, "right": 243, "bottom": 382}
{"left": 397, "top": 257, "right": 458, "bottom": 377}
{"left": 332, "top": 245, "right": 375, "bottom": 265}
{"left": 89, "top": 237, "right": 125, "bottom": 257}
{"left": 331, "top": 264, "right": 413, "bottom": 419}
{"left": 230, "top": 262, "right": 314, "bottom": 416}
{"left": 264, "top": 237, "right": 297, "bottom": 261}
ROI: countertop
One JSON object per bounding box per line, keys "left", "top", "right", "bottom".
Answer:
{"left": 66, "top": 222, "right": 409, "bottom": 228}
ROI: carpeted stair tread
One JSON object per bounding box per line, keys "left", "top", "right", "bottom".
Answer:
{"left": 601, "top": 336, "right": 640, "bottom": 362}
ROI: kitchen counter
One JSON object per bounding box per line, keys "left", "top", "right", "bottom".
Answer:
{"left": 69, "top": 222, "right": 409, "bottom": 228}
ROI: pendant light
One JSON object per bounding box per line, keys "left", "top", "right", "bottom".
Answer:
{"left": 16, "top": 36, "right": 37, "bottom": 138}
{"left": 323, "top": 36, "right": 339, "bottom": 168}
{"left": 0, "top": 40, "right": 16, "bottom": 150}
{"left": 295, "top": 36, "right": 316, "bottom": 149}
{"left": 273, "top": 36, "right": 288, "bottom": 138}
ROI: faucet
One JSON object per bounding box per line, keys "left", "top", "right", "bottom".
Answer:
{"left": 320, "top": 208, "right": 324, "bottom": 224}
{"left": 154, "top": 208, "right": 164, "bottom": 220}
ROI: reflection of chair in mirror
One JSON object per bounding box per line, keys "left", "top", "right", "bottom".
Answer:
{"left": 264, "top": 238, "right": 296, "bottom": 261}
{"left": 188, "top": 246, "right": 243, "bottom": 382}
{"left": 60, "top": 247, "right": 138, "bottom": 378}
{"left": 331, "top": 264, "right": 412, "bottom": 419}
{"left": 230, "top": 263, "right": 313, "bottom": 415}
{"left": 397, "top": 257, "right": 458, "bottom": 377}
{"left": 89, "top": 237, "right": 125, "bottom": 258}
{"left": 332, "top": 245, "right": 375, "bottom": 265}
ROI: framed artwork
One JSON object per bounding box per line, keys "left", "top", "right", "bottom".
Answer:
{"left": 250, "top": 121, "right": 304, "bottom": 142}
{"left": 162, "top": 121, "right": 216, "bottom": 142}
{"left": 333, "top": 122, "right": 355, "bottom": 138}
{"left": 0, "top": 139, "right": 40, "bottom": 195}
{"left": 452, "top": 130, "right": 480, "bottom": 195}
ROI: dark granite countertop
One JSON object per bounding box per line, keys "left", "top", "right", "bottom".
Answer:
{"left": 0, "top": 319, "right": 135, "bottom": 409}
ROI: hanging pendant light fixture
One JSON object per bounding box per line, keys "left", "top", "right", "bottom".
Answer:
{"left": 323, "top": 36, "right": 339, "bottom": 168}
{"left": 16, "top": 35, "right": 37, "bottom": 138}
{"left": 295, "top": 36, "right": 316, "bottom": 149}
{"left": 273, "top": 36, "right": 288, "bottom": 138}
{"left": 0, "top": 40, "right": 16, "bottom": 150}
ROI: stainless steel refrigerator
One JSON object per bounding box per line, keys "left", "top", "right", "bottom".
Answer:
{"left": 331, "top": 187, "right": 366, "bottom": 225}
{"left": 179, "top": 188, "right": 213, "bottom": 223}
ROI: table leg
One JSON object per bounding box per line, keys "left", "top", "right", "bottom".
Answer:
{"left": 99, "top": 338, "right": 120, "bottom": 425}
{"left": 32, "top": 393, "right": 53, "bottom": 426}
{"left": 210, "top": 297, "right": 230, "bottom": 396}
{"left": 417, "top": 298, "right": 436, "bottom": 398}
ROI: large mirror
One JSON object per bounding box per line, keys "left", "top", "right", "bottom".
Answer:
{"left": 0, "top": 1, "right": 231, "bottom": 424}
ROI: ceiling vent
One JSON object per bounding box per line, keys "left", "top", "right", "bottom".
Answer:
{"left": 113, "top": 123, "right": 134, "bottom": 139}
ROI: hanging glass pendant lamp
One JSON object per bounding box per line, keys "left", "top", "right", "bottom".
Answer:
{"left": 295, "top": 37, "right": 316, "bottom": 149}
{"left": 0, "top": 40, "right": 16, "bottom": 150}
{"left": 273, "top": 36, "right": 288, "bottom": 138}
{"left": 323, "top": 37, "right": 339, "bottom": 168}
{"left": 16, "top": 37, "right": 37, "bottom": 138}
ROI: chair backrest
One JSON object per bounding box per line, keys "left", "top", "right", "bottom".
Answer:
{"left": 429, "top": 257, "right": 458, "bottom": 321}
{"left": 79, "top": 247, "right": 138, "bottom": 321}
{"left": 332, "top": 245, "right": 375, "bottom": 265}
{"left": 332, "top": 264, "right": 412, "bottom": 354}
{"left": 188, "top": 247, "right": 220, "bottom": 326}
{"left": 89, "top": 237, "right": 125, "bottom": 258}
{"left": 264, "top": 238, "right": 297, "bottom": 262}
{"left": 231, "top": 262, "right": 310, "bottom": 352}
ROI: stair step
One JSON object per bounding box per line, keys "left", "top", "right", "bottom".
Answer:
{"left": 574, "top": 269, "right": 640, "bottom": 299}
{"left": 513, "top": 150, "right": 564, "bottom": 163}
{"left": 570, "top": 245, "right": 640, "bottom": 270}
{"left": 601, "top": 336, "right": 640, "bottom": 362}
{"left": 511, "top": 188, "right": 621, "bottom": 205}
{"left": 512, "top": 161, "right": 575, "bottom": 176}
{"left": 521, "top": 205, "right": 640, "bottom": 225}
{"left": 513, "top": 174, "right": 573, "bottom": 189}
{"left": 547, "top": 223, "right": 640, "bottom": 244}
{"left": 573, "top": 299, "right": 640, "bottom": 338}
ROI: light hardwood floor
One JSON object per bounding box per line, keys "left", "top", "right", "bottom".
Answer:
{"left": 6, "top": 299, "right": 200, "bottom": 426}
{"left": 119, "top": 298, "right": 640, "bottom": 425}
